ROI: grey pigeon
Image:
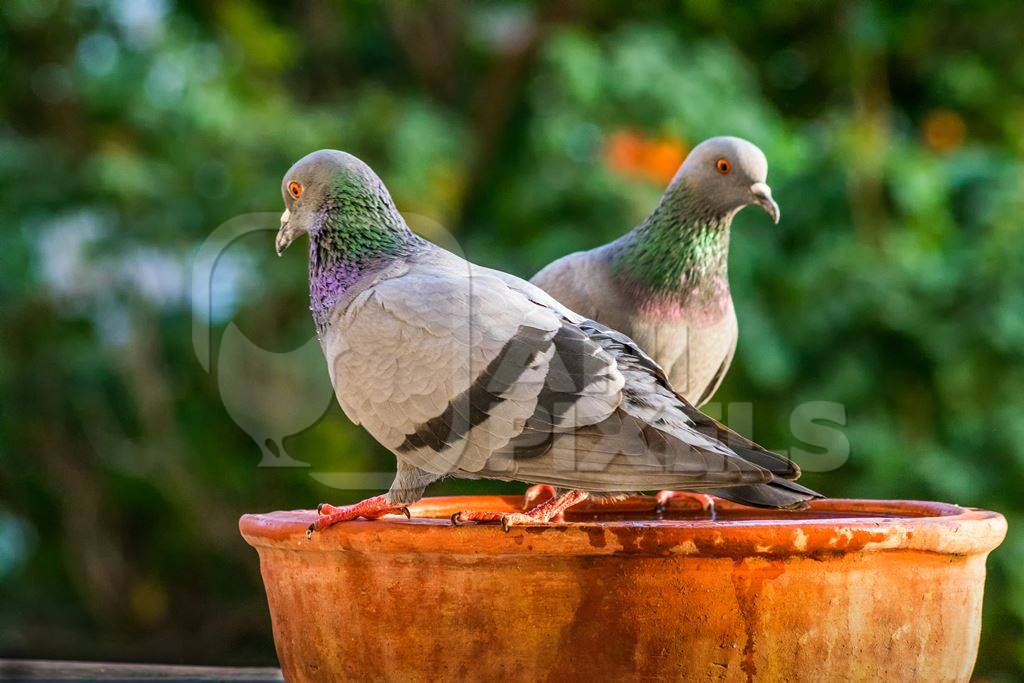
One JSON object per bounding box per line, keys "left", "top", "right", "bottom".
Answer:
{"left": 274, "top": 150, "right": 819, "bottom": 533}
{"left": 531, "top": 136, "right": 779, "bottom": 407}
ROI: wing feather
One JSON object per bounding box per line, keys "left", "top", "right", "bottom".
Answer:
{"left": 326, "top": 266, "right": 565, "bottom": 475}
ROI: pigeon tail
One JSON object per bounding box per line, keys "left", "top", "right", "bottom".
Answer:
{"left": 702, "top": 478, "right": 821, "bottom": 510}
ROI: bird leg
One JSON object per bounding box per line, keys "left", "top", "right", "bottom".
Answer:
{"left": 523, "top": 484, "right": 558, "bottom": 507}
{"left": 453, "top": 489, "right": 590, "bottom": 532}
{"left": 655, "top": 490, "right": 717, "bottom": 520}
{"left": 527, "top": 485, "right": 717, "bottom": 520}
{"left": 306, "top": 495, "right": 411, "bottom": 538}
{"left": 523, "top": 484, "right": 564, "bottom": 521}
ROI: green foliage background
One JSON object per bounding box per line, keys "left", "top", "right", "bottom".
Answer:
{"left": 1, "top": 0, "right": 1022, "bottom": 676}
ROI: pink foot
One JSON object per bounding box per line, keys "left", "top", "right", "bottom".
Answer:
{"left": 307, "top": 495, "right": 411, "bottom": 538}
{"left": 522, "top": 484, "right": 565, "bottom": 521}
{"left": 453, "top": 490, "right": 590, "bottom": 532}
{"left": 655, "top": 490, "right": 717, "bottom": 519}
{"left": 523, "top": 484, "right": 557, "bottom": 508}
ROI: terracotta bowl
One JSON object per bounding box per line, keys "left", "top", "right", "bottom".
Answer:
{"left": 240, "top": 495, "right": 1006, "bottom": 682}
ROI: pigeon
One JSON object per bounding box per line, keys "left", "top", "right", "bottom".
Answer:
{"left": 529, "top": 136, "right": 780, "bottom": 515}
{"left": 274, "top": 149, "right": 819, "bottom": 534}
{"left": 531, "top": 136, "right": 779, "bottom": 408}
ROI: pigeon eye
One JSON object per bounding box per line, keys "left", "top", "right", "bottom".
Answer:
{"left": 715, "top": 158, "right": 731, "bottom": 175}
{"left": 288, "top": 181, "right": 302, "bottom": 199}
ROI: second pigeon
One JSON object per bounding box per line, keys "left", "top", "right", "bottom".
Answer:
{"left": 532, "top": 136, "right": 779, "bottom": 407}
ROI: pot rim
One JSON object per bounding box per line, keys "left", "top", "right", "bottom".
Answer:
{"left": 239, "top": 495, "right": 1007, "bottom": 559}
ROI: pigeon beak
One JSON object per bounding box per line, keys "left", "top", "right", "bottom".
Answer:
{"left": 275, "top": 209, "right": 300, "bottom": 256}
{"left": 750, "top": 183, "right": 780, "bottom": 224}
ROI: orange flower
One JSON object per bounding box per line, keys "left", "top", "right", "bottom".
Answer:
{"left": 604, "top": 129, "right": 688, "bottom": 184}
{"left": 604, "top": 130, "right": 646, "bottom": 174}
{"left": 641, "top": 137, "right": 688, "bottom": 184}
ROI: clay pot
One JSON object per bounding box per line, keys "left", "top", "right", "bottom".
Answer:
{"left": 240, "top": 496, "right": 1006, "bottom": 682}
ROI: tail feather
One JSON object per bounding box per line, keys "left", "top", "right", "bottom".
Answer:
{"left": 723, "top": 441, "right": 800, "bottom": 480}
{"left": 705, "top": 478, "right": 822, "bottom": 510}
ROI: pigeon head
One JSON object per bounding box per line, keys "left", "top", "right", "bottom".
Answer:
{"left": 275, "top": 149, "right": 404, "bottom": 256}
{"left": 671, "top": 136, "right": 779, "bottom": 224}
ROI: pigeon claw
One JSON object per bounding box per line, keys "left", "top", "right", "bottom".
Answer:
{"left": 305, "top": 495, "right": 408, "bottom": 535}
{"left": 654, "top": 491, "right": 718, "bottom": 520}
{"left": 523, "top": 484, "right": 557, "bottom": 509}
{"left": 449, "top": 490, "right": 590, "bottom": 531}
{"left": 448, "top": 510, "right": 504, "bottom": 526}
{"left": 498, "top": 513, "right": 536, "bottom": 532}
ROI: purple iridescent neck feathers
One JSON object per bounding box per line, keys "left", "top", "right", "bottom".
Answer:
{"left": 306, "top": 199, "right": 422, "bottom": 335}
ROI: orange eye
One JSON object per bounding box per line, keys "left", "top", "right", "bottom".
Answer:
{"left": 715, "top": 158, "right": 731, "bottom": 175}
{"left": 288, "top": 181, "right": 302, "bottom": 199}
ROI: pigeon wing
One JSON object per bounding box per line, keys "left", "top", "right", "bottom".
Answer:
{"left": 324, "top": 265, "right": 623, "bottom": 476}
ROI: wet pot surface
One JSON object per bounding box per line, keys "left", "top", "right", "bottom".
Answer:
{"left": 241, "top": 496, "right": 1006, "bottom": 683}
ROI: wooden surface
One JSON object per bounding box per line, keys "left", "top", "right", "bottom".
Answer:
{"left": 0, "top": 660, "right": 282, "bottom": 681}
